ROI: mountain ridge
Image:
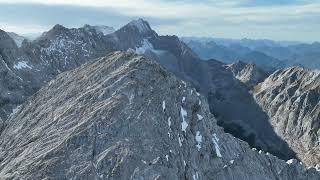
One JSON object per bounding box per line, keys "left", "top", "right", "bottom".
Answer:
{"left": 182, "top": 37, "right": 320, "bottom": 70}
{"left": 0, "top": 19, "right": 319, "bottom": 170}
{"left": 254, "top": 66, "right": 320, "bottom": 166}
{"left": 0, "top": 52, "right": 319, "bottom": 179}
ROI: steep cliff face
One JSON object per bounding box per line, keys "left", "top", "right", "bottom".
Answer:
{"left": 0, "top": 52, "right": 319, "bottom": 179}
{"left": 226, "top": 61, "right": 269, "bottom": 89}
{"left": 0, "top": 30, "right": 30, "bottom": 121}
{"left": 117, "top": 22, "right": 294, "bottom": 160}
{"left": 0, "top": 20, "right": 297, "bottom": 163}
{"left": 254, "top": 67, "right": 320, "bottom": 166}
{"left": 0, "top": 25, "right": 116, "bottom": 120}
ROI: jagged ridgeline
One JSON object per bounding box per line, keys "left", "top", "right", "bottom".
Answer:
{"left": 0, "top": 19, "right": 319, "bottom": 179}
{"left": 0, "top": 52, "right": 319, "bottom": 179}
{"left": 0, "top": 20, "right": 295, "bottom": 162}
{"left": 254, "top": 67, "right": 320, "bottom": 166}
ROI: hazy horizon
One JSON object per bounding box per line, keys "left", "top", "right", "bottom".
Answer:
{"left": 0, "top": 0, "right": 319, "bottom": 42}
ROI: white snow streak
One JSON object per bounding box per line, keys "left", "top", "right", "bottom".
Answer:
{"left": 182, "top": 97, "right": 186, "bottom": 103}
{"left": 192, "top": 172, "right": 200, "bottom": 180}
{"left": 13, "top": 61, "right": 32, "bottom": 69}
{"left": 180, "top": 107, "right": 188, "bottom": 132}
{"left": 135, "top": 39, "right": 164, "bottom": 55}
{"left": 195, "top": 131, "right": 202, "bottom": 151}
{"left": 212, "top": 133, "right": 222, "bottom": 157}
{"left": 286, "top": 159, "right": 295, "bottom": 164}
{"left": 178, "top": 136, "right": 183, "bottom": 147}
{"left": 197, "top": 114, "right": 203, "bottom": 121}
{"left": 168, "top": 117, "right": 172, "bottom": 127}
{"left": 152, "top": 157, "right": 160, "bottom": 164}
{"left": 182, "top": 81, "right": 187, "bottom": 88}
{"left": 162, "top": 100, "right": 166, "bottom": 112}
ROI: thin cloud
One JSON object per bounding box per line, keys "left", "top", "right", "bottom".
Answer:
{"left": 0, "top": 0, "right": 319, "bottom": 42}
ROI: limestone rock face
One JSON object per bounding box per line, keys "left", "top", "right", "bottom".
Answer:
{"left": 0, "top": 25, "right": 116, "bottom": 120}
{"left": 0, "top": 20, "right": 296, "bottom": 163}
{"left": 0, "top": 30, "right": 30, "bottom": 120}
{"left": 0, "top": 19, "right": 319, "bottom": 169}
{"left": 226, "top": 61, "right": 269, "bottom": 89}
{"left": 0, "top": 52, "right": 319, "bottom": 179}
{"left": 254, "top": 67, "right": 320, "bottom": 166}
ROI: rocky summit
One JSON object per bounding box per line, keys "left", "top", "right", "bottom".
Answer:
{"left": 254, "top": 67, "right": 320, "bottom": 167}
{"left": 0, "top": 52, "right": 319, "bottom": 179}
{"left": 0, "top": 24, "right": 116, "bottom": 121}
{"left": 0, "top": 20, "right": 275, "bottom": 159}
{"left": 0, "top": 18, "right": 320, "bottom": 179}
{"left": 226, "top": 61, "right": 269, "bottom": 89}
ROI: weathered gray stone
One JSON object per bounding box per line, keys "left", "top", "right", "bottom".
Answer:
{"left": 0, "top": 52, "right": 319, "bottom": 179}
{"left": 254, "top": 67, "right": 320, "bottom": 167}
{"left": 226, "top": 61, "right": 269, "bottom": 89}
{"left": 0, "top": 18, "right": 318, "bottom": 169}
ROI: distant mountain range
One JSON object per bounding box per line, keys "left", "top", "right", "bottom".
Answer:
{"left": 182, "top": 37, "right": 320, "bottom": 70}
{"left": 0, "top": 19, "right": 319, "bottom": 179}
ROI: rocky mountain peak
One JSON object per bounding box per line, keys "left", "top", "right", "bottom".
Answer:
{"left": 52, "top": 24, "right": 67, "bottom": 31}
{"left": 226, "top": 61, "right": 268, "bottom": 89}
{"left": 7, "top": 32, "right": 26, "bottom": 47}
{"left": 40, "top": 24, "right": 69, "bottom": 39}
{"left": 0, "top": 29, "right": 15, "bottom": 44}
{"left": 0, "top": 18, "right": 319, "bottom": 178}
{"left": 127, "top": 18, "right": 152, "bottom": 33}
{"left": 0, "top": 29, "right": 19, "bottom": 58}
{"left": 226, "top": 60, "right": 250, "bottom": 72}
{"left": 0, "top": 52, "right": 319, "bottom": 179}
{"left": 254, "top": 66, "right": 320, "bottom": 166}
{"left": 0, "top": 29, "right": 7, "bottom": 36}
{"left": 119, "top": 18, "right": 156, "bottom": 38}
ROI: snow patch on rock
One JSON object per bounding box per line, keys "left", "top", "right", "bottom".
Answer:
{"left": 178, "top": 136, "right": 183, "bottom": 147}
{"left": 197, "top": 114, "right": 203, "bottom": 121}
{"left": 212, "top": 133, "right": 222, "bottom": 157}
{"left": 286, "top": 159, "right": 295, "bottom": 165}
{"left": 162, "top": 100, "right": 166, "bottom": 112}
{"left": 13, "top": 61, "right": 32, "bottom": 69}
{"left": 167, "top": 117, "right": 171, "bottom": 127}
{"left": 180, "top": 107, "right": 188, "bottom": 132}
{"left": 135, "top": 39, "right": 165, "bottom": 55}
{"left": 195, "top": 131, "right": 202, "bottom": 151}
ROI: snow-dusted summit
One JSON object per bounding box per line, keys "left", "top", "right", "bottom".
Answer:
{"left": 127, "top": 18, "right": 153, "bottom": 34}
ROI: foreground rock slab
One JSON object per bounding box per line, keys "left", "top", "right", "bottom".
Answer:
{"left": 0, "top": 52, "right": 319, "bottom": 179}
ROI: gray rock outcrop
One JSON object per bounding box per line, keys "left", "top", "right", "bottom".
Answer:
{"left": 254, "top": 67, "right": 320, "bottom": 166}
{"left": 0, "top": 19, "right": 296, "bottom": 162}
{"left": 0, "top": 52, "right": 319, "bottom": 179}
{"left": 226, "top": 61, "right": 269, "bottom": 89}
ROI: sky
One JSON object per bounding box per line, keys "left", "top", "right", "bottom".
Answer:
{"left": 0, "top": 0, "right": 319, "bottom": 42}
